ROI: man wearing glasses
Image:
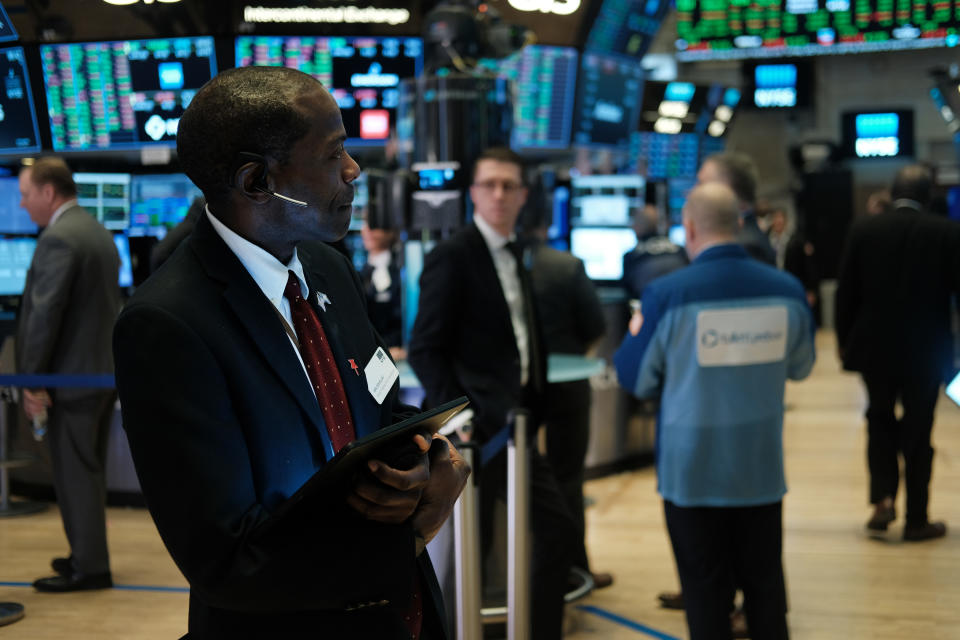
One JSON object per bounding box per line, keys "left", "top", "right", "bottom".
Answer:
{"left": 410, "top": 147, "right": 577, "bottom": 640}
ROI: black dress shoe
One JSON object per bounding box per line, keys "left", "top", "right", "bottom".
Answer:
{"left": 657, "top": 591, "right": 684, "bottom": 610}
{"left": 33, "top": 571, "right": 112, "bottom": 593}
{"left": 0, "top": 602, "right": 24, "bottom": 627}
{"left": 51, "top": 556, "right": 73, "bottom": 577}
{"left": 903, "top": 521, "right": 947, "bottom": 542}
{"left": 866, "top": 504, "right": 896, "bottom": 531}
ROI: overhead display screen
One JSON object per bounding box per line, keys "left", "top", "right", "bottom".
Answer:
{"left": 481, "top": 45, "right": 578, "bottom": 150}
{"left": 638, "top": 80, "right": 710, "bottom": 135}
{"left": 0, "top": 47, "right": 41, "bottom": 154}
{"left": 236, "top": 36, "right": 422, "bottom": 146}
{"left": 572, "top": 52, "right": 643, "bottom": 149}
{"left": 675, "top": 0, "right": 960, "bottom": 61}
{"left": 585, "top": 0, "right": 671, "bottom": 57}
{"left": 0, "top": 3, "right": 18, "bottom": 44}
{"left": 41, "top": 37, "right": 217, "bottom": 151}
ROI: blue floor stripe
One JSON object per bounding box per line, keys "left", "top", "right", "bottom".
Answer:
{"left": 0, "top": 580, "right": 188, "bottom": 593}
{"left": 577, "top": 605, "right": 681, "bottom": 640}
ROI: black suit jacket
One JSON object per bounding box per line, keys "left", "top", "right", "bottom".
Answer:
{"left": 408, "top": 224, "right": 547, "bottom": 443}
{"left": 836, "top": 204, "right": 960, "bottom": 380}
{"left": 360, "top": 258, "right": 403, "bottom": 348}
{"left": 114, "top": 213, "right": 445, "bottom": 639}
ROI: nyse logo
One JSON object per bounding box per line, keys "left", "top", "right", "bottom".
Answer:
{"left": 144, "top": 114, "right": 178, "bottom": 141}
{"left": 507, "top": 0, "right": 581, "bottom": 16}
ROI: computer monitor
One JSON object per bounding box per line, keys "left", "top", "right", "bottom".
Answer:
{"left": 667, "top": 175, "right": 697, "bottom": 226}
{"left": 0, "top": 236, "right": 36, "bottom": 296}
{"left": 638, "top": 80, "right": 710, "bottom": 135}
{"left": 74, "top": 173, "right": 131, "bottom": 231}
{"left": 668, "top": 224, "right": 686, "bottom": 247}
{"left": 570, "top": 175, "right": 645, "bottom": 227}
{"left": 570, "top": 226, "right": 638, "bottom": 281}
{"left": 114, "top": 233, "right": 134, "bottom": 288}
{"left": 841, "top": 110, "right": 915, "bottom": 159}
{"left": 481, "top": 45, "right": 579, "bottom": 151}
{"left": 41, "top": 37, "right": 218, "bottom": 151}
{"left": 572, "top": 52, "right": 643, "bottom": 149}
{"left": 128, "top": 173, "right": 201, "bottom": 238}
{"left": 0, "top": 176, "right": 37, "bottom": 234}
{"left": 630, "top": 132, "right": 700, "bottom": 180}
{"left": 0, "top": 47, "right": 41, "bottom": 155}
{"left": 585, "top": 0, "right": 670, "bottom": 58}
{"left": 235, "top": 36, "right": 423, "bottom": 146}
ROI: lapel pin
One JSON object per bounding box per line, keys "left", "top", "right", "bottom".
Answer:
{"left": 348, "top": 358, "right": 360, "bottom": 376}
{"left": 316, "top": 291, "right": 331, "bottom": 311}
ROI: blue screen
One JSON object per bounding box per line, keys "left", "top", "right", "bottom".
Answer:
{"left": 0, "top": 176, "right": 37, "bottom": 234}
{"left": 0, "top": 236, "right": 35, "bottom": 296}
{"left": 0, "top": 3, "right": 18, "bottom": 43}
{"left": 854, "top": 113, "right": 900, "bottom": 157}
{"left": 665, "top": 82, "right": 695, "bottom": 102}
{"left": 0, "top": 47, "right": 42, "bottom": 154}
{"left": 113, "top": 233, "right": 134, "bottom": 288}
{"left": 129, "top": 174, "right": 201, "bottom": 237}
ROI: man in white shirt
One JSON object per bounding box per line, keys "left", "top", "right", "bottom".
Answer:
{"left": 409, "top": 147, "right": 577, "bottom": 640}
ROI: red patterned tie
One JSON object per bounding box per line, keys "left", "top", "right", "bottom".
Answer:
{"left": 283, "top": 271, "right": 356, "bottom": 452}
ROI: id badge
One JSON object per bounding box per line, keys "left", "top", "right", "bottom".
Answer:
{"left": 364, "top": 347, "right": 399, "bottom": 404}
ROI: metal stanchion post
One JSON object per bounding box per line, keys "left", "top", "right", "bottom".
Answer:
{"left": 0, "top": 387, "right": 46, "bottom": 517}
{"left": 506, "top": 410, "right": 530, "bottom": 640}
{"left": 453, "top": 443, "right": 482, "bottom": 640}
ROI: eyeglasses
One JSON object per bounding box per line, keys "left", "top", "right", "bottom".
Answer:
{"left": 472, "top": 180, "right": 525, "bottom": 194}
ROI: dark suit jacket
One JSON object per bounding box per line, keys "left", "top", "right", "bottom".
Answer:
{"left": 361, "top": 257, "right": 403, "bottom": 348}
{"left": 530, "top": 243, "right": 604, "bottom": 356}
{"left": 16, "top": 205, "right": 119, "bottom": 400}
{"left": 836, "top": 204, "right": 960, "bottom": 380}
{"left": 114, "top": 213, "right": 445, "bottom": 639}
{"left": 408, "top": 224, "right": 547, "bottom": 443}
{"left": 739, "top": 212, "right": 777, "bottom": 266}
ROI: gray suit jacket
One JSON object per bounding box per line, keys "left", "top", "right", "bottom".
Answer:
{"left": 16, "top": 204, "right": 120, "bottom": 399}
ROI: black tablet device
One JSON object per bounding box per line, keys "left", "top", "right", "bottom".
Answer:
{"left": 270, "top": 397, "right": 470, "bottom": 520}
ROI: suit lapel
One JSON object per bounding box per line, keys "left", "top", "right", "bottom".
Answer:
{"left": 299, "top": 247, "right": 382, "bottom": 440}
{"left": 189, "top": 215, "right": 326, "bottom": 433}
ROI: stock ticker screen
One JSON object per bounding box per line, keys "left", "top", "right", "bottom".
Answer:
{"left": 572, "top": 52, "right": 643, "bottom": 149}
{"left": 0, "top": 47, "right": 41, "bottom": 154}
{"left": 585, "top": 0, "right": 671, "bottom": 57}
{"left": 675, "top": 0, "right": 960, "bottom": 61}
{"left": 41, "top": 37, "right": 218, "bottom": 151}
{"left": 483, "top": 45, "right": 579, "bottom": 150}
{"left": 235, "top": 36, "right": 422, "bottom": 145}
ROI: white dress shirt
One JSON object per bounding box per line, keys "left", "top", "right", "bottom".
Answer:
{"left": 205, "top": 206, "right": 311, "bottom": 376}
{"left": 473, "top": 215, "right": 530, "bottom": 386}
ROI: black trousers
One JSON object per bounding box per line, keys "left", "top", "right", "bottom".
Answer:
{"left": 664, "top": 500, "right": 788, "bottom": 640}
{"left": 862, "top": 371, "right": 940, "bottom": 526}
{"left": 541, "top": 380, "right": 592, "bottom": 572}
{"left": 480, "top": 448, "right": 578, "bottom": 640}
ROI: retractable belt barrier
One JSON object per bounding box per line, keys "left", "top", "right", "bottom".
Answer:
{"left": 0, "top": 373, "right": 115, "bottom": 518}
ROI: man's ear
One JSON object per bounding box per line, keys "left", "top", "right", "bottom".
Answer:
{"left": 234, "top": 161, "right": 271, "bottom": 204}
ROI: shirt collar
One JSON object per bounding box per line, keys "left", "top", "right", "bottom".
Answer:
{"left": 48, "top": 198, "right": 77, "bottom": 228}
{"left": 367, "top": 250, "right": 391, "bottom": 269}
{"left": 205, "top": 205, "right": 308, "bottom": 300}
{"left": 474, "top": 213, "right": 514, "bottom": 251}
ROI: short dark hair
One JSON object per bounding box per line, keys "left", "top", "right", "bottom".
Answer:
{"left": 471, "top": 147, "right": 525, "bottom": 184}
{"left": 177, "top": 66, "right": 321, "bottom": 204}
{"left": 24, "top": 157, "right": 76, "bottom": 198}
{"left": 704, "top": 152, "right": 758, "bottom": 207}
{"left": 890, "top": 164, "right": 933, "bottom": 206}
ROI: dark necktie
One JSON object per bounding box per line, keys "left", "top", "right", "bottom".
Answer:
{"left": 505, "top": 241, "right": 544, "bottom": 394}
{"left": 282, "top": 271, "right": 356, "bottom": 453}
{"left": 284, "top": 271, "right": 421, "bottom": 639}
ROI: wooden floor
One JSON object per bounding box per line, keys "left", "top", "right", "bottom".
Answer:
{"left": 2, "top": 331, "right": 959, "bottom": 639}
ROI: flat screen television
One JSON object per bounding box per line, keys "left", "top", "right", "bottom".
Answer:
{"left": 0, "top": 236, "right": 35, "bottom": 295}
{"left": 570, "top": 226, "right": 638, "bottom": 281}
{"left": 41, "top": 36, "right": 217, "bottom": 151}
{"left": 570, "top": 174, "right": 645, "bottom": 227}
{"left": 638, "top": 80, "right": 709, "bottom": 135}
{"left": 0, "top": 3, "right": 19, "bottom": 43}
{"left": 128, "top": 173, "right": 202, "bottom": 238}
{"left": 840, "top": 109, "right": 915, "bottom": 159}
{"left": 480, "top": 45, "right": 579, "bottom": 151}
{"left": 743, "top": 60, "right": 813, "bottom": 109}
{"left": 235, "top": 36, "right": 422, "bottom": 146}
{"left": 571, "top": 52, "right": 644, "bottom": 149}
{"left": 0, "top": 176, "right": 37, "bottom": 234}
{"left": 675, "top": 0, "right": 960, "bottom": 61}
{"left": 584, "top": 0, "right": 671, "bottom": 58}
{"left": 74, "top": 172, "right": 131, "bottom": 231}
{"left": 630, "top": 131, "right": 700, "bottom": 180}
{"left": 0, "top": 47, "right": 41, "bottom": 155}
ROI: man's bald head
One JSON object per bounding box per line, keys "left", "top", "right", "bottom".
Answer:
{"left": 682, "top": 183, "right": 741, "bottom": 258}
